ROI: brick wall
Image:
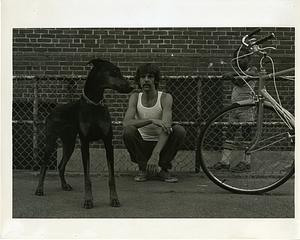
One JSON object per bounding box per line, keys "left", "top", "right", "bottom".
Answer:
{"left": 13, "top": 27, "right": 295, "bottom": 76}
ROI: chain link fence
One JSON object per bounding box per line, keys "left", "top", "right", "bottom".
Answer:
{"left": 13, "top": 74, "right": 294, "bottom": 173}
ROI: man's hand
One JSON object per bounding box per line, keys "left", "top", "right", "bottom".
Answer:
{"left": 146, "top": 151, "right": 160, "bottom": 176}
{"left": 151, "top": 119, "right": 173, "bottom": 134}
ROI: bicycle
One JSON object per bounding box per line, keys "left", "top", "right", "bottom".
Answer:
{"left": 196, "top": 28, "right": 295, "bottom": 194}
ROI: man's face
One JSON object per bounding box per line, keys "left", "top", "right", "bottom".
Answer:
{"left": 140, "top": 73, "right": 156, "bottom": 91}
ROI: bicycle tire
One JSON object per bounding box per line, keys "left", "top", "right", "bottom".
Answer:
{"left": 197, "top": 103, "right": 294, "bottom": 194}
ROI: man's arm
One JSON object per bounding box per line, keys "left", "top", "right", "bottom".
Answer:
{"left": 152, "top": 93, "right": 173, "bottom": 154}
{"left": 123, "top": 93, "right": 152, "bottom": 128}
{"left": 147, "top": 93, "right": 173, "bottom": 172}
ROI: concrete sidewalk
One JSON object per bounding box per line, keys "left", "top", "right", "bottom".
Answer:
{"left": 13, "top": 171, "right": 294, "bottom": 218}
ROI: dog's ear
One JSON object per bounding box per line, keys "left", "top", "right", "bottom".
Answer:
{"left": 87, "top": 58, "right": 105, "bottom": 67}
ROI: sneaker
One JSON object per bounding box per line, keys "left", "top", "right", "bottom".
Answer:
{"left": 209, "top": 162, "right": 230, "bottom": 171}
{"left": 231, "top": 162, "right": 250, "bottom": 173}
{"left": 158, "top": 170, "right": 178, "bottom": 183}
{"left": 134, "top": 171, "right": 147, "bottom": 182}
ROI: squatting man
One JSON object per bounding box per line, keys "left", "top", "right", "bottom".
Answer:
{"left": 123, "top": 63, "right": 186, "bottom": 183}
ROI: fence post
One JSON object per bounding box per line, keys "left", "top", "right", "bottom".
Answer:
{"left": 195, "top": 78, "right": 202, "bottom": 173}
{"left": 33, "top": 77, "right": 39, "bottom": 170}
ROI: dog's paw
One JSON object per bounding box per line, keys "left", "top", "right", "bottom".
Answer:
{"left": 83, "top": 200, "right": 94, "bottom": 209}
{"left": 111, "top": 199, "right": 121, "bottom": 207}
{"left": 35, "top": 189, "right": 44, "bottom": 196}
{"left": 62, "top": 184, "right": 73, "bottom": 191}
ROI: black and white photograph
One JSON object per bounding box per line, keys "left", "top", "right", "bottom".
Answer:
{"left": 1, "top": 0, "right": 299, "bottom": 239}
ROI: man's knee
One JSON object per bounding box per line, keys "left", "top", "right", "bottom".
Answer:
{"left": 123, "top": 125, "right": 138, "bottom": 139}
{"left": 172, "top": 125, "right": 186, "bottom": 140}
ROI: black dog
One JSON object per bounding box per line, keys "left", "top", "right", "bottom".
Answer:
{"left": 35, "top": 59, "right": 133, "bottom": 208}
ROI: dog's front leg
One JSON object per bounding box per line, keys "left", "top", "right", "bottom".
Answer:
{"left": 104, "top": 136, "right": 120, "bottom": 207}
{"left": 80, "top": 138, "right": 94, "bottom": 209}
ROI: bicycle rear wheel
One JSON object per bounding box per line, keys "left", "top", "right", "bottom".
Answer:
{"left": 197, "top": 103, "right": 294, "bottom": 194}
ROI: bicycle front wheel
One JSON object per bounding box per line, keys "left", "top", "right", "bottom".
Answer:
{"left": 198, "top": 103, "right": 294, "bottom": 194}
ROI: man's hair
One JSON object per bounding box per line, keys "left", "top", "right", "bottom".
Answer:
{"left": 135, "top": 63, "right": 160, "bottom": 89}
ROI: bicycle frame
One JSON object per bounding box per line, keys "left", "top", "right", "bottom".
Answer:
{"left": 243, "top": 66, "right": 295, "bottom": 154}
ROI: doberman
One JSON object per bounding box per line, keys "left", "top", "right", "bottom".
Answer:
{"left": 35, "top": 58, "right": 133, "bottom": 209}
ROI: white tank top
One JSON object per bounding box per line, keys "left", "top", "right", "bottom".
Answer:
{"left": 135, "top": 91, "right": 163, "bottom": 141}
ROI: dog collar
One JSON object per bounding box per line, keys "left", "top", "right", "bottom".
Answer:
{"left": 82, "top": 90, "right": 105, "bottom": 106}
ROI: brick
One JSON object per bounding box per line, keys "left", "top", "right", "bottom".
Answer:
{"left": 70, "top": 44, "right": 82, "bottom": 48}
{"left": 116, "top": 35, "right": 130, "bottom": 39}
{"left": 78, "top": 29, "right": 93, "bottom": 35}
{"left": 150, "top": 40, "right": 163, "bottom": 44}
{"left": 122, "top": 49, "right": 137, "bottom": 53}
{"left": 166, "top": 49, "right": 181, "bottom": 53}
{"left": 192, "top": 40, "right": 206, "bottom": 44}
{"left": 41, "top": 34, "right": 55, "bottom": 38}
{"left": 92, "top": 48, "right": 107, "bottom": 52}
{"left": 55, "top": 43, "right": 69, "bottom": 48}
{"left": 55, "top": 34, "right": 73, "bottom": 38}
{"left": 159, "top": 35, "right": 172, "bottom": 40}
{"left": 103, "top": 39, "right": 118, "bottom": 44}
{"left": 101, "top": 35, "right": 116, "bottom": 40}
{"left": 62, "top": 48, "right": 77, "bottom": 52}
{"left": 48, "top": 29, "right": 64, "bottom": 34}
{"left": 82, "top": 39, "right": 96, "bottom": 44}
{"left": 125, "top": 40, "right": 140, "bottom": 44}
{"left": 173, "top": 35, "right": 188, "bottom": 40}
{"left": 110, "top": 49, "right": 122, "bottom": 52}
{"left": 60, "top": 38, "right": 73, "bottom": 43}
{"left": 139, "top": 30, "right": 154, "bottom": 35}
{"left": 37, "top": 39, "right": 52, "bottom": 43}
{"left": 78, "top": 48, "right": 92, "bottom": 52}
{"left": 100, "top": 44, "right": 114, "bottom": 49}
{"left": 108, "top": 30, "right": 123, "bottom": 35}
{"left": 15, "top": 38, "right": 30, "bottom": 43}
{"left": 130, "top": 35, "right": 145, "bottom": 40}
{"left": 124, "top": 30, "right": 139, "bottom": 35}
{"left": 34, "top": 29, "right": 49, "bottom": 34}
{"left": 145, "top": 35, "right": 159, "bottom": 40}
{"left": 183, "top": 31, "right": 197, "bottom": 36}
{"left": 168, "top": 30, "right": 183, "bottom": 35}
{"left": 174, "top": 44, "right": 188, "bottom": 50}
{"left": 143, "top": 44, "right": 158, "bottom": 49}
{"left": 18, "top": 48, "right": 33, "bottom": 52}
{"left": 189, "top": 44, "right": 204, "bottom": 49}
{"left": 130, "top": 44, "right": 143, "bottom": 49}
{"left": 151, "top": 49, "right": 166, "bottom": 53}
{"left": 154, "top": 31, "right": 168, "bottom": 35}
{"left": 13, "top": 43, "right": 26, "bottom": 47}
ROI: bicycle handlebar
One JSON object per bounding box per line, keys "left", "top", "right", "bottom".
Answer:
{"left": 242, "top": 28, "right": 275, "bottom": 50}
{"left": 247, "top": 28, "right": 261, "bottom": 38}
{"left": 249, "top": 33, "right": 276, "bottom": 47}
